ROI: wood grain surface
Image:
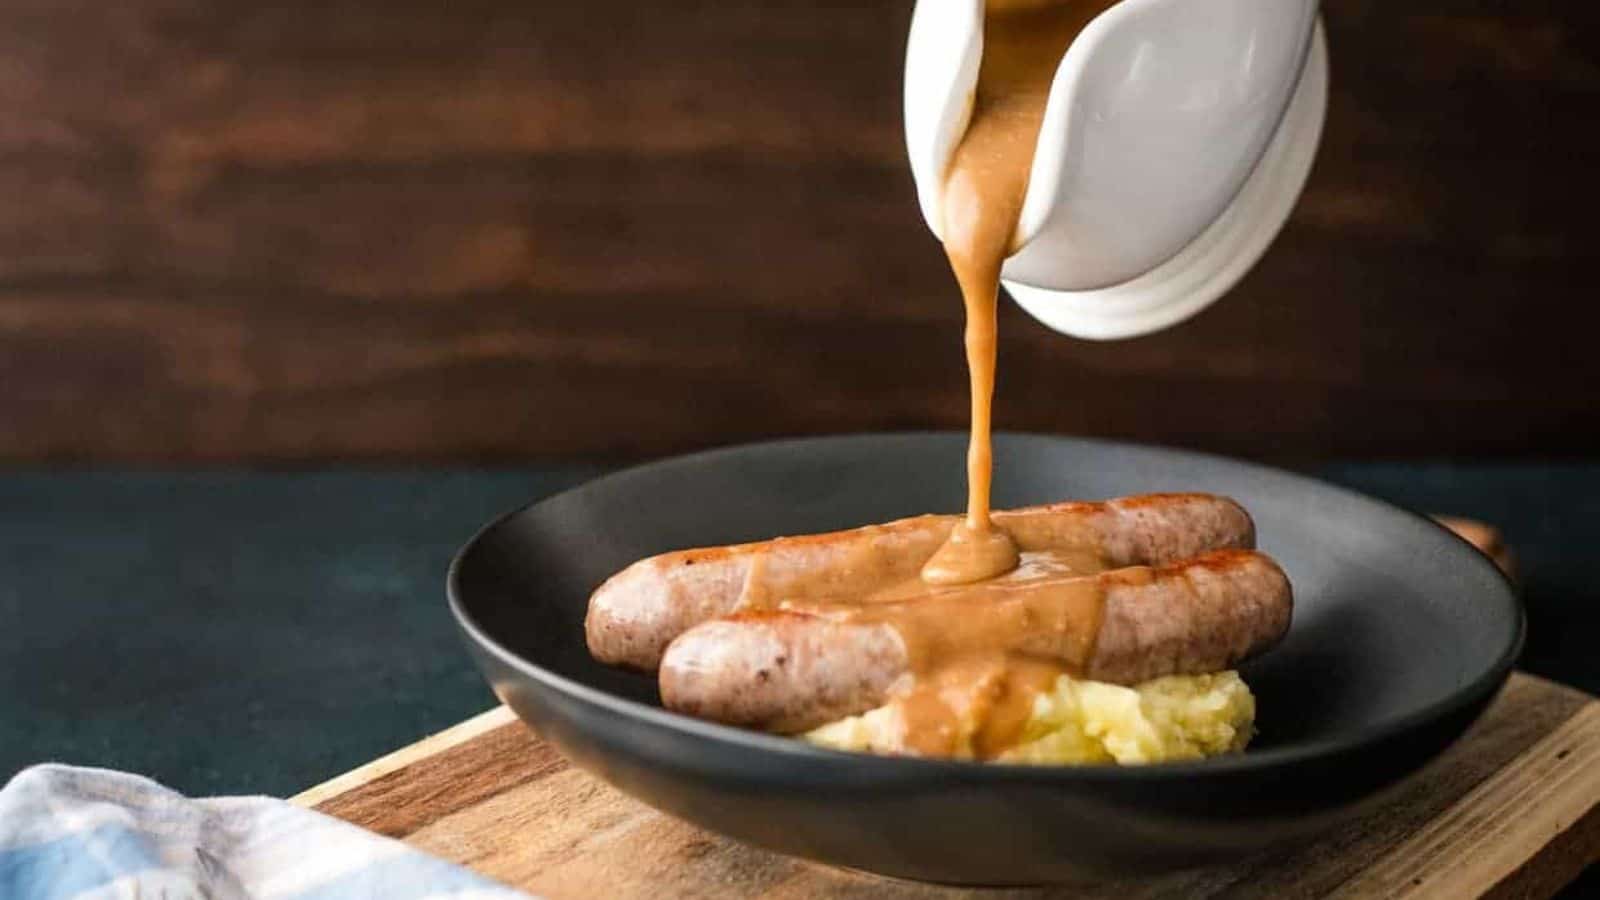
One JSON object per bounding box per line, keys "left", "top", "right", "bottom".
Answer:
{"left": 1, "top": 0, "right": 1595, "bottom": 463}
{"left": 300, "top": 672, "right": 1600, "bottom": 899}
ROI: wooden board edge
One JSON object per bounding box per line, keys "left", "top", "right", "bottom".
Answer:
{"left": 1482, "top": 803, "right": 1600, "bottom": 900}
{"left": 290, "top": 705, "right": 516, "bottom": 807}
{"left": 1331, "top": 687, "right": 1600, "bottom": 899}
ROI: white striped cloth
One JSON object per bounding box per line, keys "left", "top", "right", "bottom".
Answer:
{"left": 0, "top": 764, "right": 532, "bottom": 899}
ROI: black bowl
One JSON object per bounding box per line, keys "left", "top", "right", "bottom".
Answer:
{"left": 448, "top": 433, "right": 1522, "bottom": 884}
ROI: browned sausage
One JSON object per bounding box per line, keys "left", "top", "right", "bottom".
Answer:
{"left": 658, "top": 549, "right": 1291, "bottom": 733}
{"left": 586, "top": 493, "right": 1256, "bottom": 670}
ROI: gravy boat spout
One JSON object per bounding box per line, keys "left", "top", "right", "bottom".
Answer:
{"left": 905, "top": 0, "right": 1327, "bottom": 339}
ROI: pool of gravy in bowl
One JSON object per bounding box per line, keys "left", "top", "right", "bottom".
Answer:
{"left": 773, "top": 0, "right": 1125, "bottom": 757}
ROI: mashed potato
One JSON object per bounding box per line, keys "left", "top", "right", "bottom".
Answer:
{"left": 804, "top": 671, "right": 1254, "bottom": 765}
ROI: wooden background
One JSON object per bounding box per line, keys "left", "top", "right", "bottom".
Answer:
{"left": 0, "top": 0, "right": 1594, "bottom": 464}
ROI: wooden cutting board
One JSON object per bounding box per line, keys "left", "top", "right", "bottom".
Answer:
{"left": 293, "top": 672, "right": 1600, "bottom": 899}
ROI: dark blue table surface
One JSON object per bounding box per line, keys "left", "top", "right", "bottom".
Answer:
{"left": 2, "top": 461, "right": 1597, "bottom": 888}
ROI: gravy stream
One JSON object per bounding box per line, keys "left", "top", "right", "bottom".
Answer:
{"left": 753, "top": 0, "right": 1122, "bottom": 758}
{"left": 906, "top": 0, "right": 1121, "bottom": 755}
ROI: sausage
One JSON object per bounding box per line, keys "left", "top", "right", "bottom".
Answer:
{"left": 658, "top": 549, "right": 1292, "bottom": 733}
{"left": 586, "top": 493, "right": 1256, "bottom": 670}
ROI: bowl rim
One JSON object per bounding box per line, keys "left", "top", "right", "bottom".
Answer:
{"left": 447, "top": 431, "right": 1525, "bottom": 782}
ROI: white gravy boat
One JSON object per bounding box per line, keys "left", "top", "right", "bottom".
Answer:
{"left": 905, "top": 0, "right": 1327, "bottom": 339}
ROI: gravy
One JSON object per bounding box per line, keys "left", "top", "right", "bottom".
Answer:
{"left": 785, "top": 551, "right": 1111, "bottom": 757}
{"left": 894, "top": 657, "right": 1065, "bottom": 758}
{"left": 850, "top": 565, "right": 1109, "bottom": 754}
{"left": 904, "top": 0, "right": 1122, "bottom": 754}
{"left": 747, "top": 0, "right": 1124, "bottom": 758}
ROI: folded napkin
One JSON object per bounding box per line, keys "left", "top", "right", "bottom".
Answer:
{"left": 0, "top": 764, "right": 531, "bottom": 899}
